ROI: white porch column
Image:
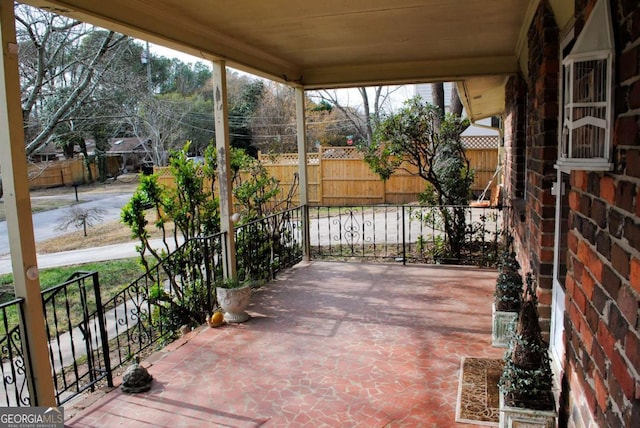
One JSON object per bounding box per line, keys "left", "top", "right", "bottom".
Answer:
{"left": 212, "top": 60, "right": 237, "bottom": 278}
{"left": 295, "top": 87, "right": 311, "bottom": 261}
{"left": 0, "top": 0, "right": 56, "bottom": 405}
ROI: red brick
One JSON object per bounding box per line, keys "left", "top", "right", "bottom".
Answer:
{"left": 540, "top": 248, "right": 554, "bottom": 263}
{"left": 601, "top": 176, "right": 615, "bottom": 205}
{"left": 631, "top": 80, "right": 640, "bottom": 110}
{"left": 568, "top": 300, "right": 583, "bottom": 331}
{"left": 587, "top": 252, "right": 604, "bottom": 283}
{"left": 631, "top": 257, "right": 640, "bottom": 294}
{"left": 581, "top": 269, "right": 595, "bottom": 299}
{"left": 597, "top": 321, "right": 616, "bottom": 360}
{"left": 538, "top": 288, "right": 553, "bottom": 306}
{"left": 566, "top": 275, "right": 576, "bottom": 295}
{"left": 610, "top": 349, "right": 636, "bottom": 400}
{"left": 594, "top": 369, "right": 608, "bottom": 411}
{"left": 624, "top": 331, "right": 640, "bottom": 374}
{"left": 568, "top": 231, "right": 579, "bottom": 253}
{"left": 574, "top": 285, "right": 587, "bottom": 313}
{"left": 617, "top": 286, "right": 638, "bottom": 327}
{"left": 577, "top": 239, "right": 590, "bottom": 265}
{"left": 581, "top": 371, "right": 598, "bottom": 412}
{"left": 540, "top": 232, "right": 556, "bottom": 248}
{"left": 580, "top": 317, "right": 595, "bottom": 352}
{"left": 611, "top": 244, "right": 630, "bottom": 280}
{"left": 573, "top": 170, "right": 588, "bottom": 191}
{"left": 573, "top": 257, "right": 584, "bottom": 281}
{"left": 616, "top": 180, "right": 636, "bottom": 213}
{"left": 627, "top": 150, "right": 640, "bottom": 178}
{"left": 620, "top": 46, "right": 640, "bottom": 83}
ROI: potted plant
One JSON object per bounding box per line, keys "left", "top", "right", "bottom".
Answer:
{"left": 492, "top": 234, "right": 523, "bottom": 347}
{"left": 215, "top": 277, "right": 252, "bottom": 323}
{"left": 499, "top": 273, "right": 556, "bottom": 428}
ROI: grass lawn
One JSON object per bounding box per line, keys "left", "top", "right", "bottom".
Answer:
{"left": 0, "top": 258, "right": 145, "bottom": 336}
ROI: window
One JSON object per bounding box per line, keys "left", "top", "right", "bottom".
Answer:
{"left": 557, "top": 0, "right": 614, "bottom": 171}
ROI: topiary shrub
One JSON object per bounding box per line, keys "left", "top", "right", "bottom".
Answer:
{"left": 499, "top": 273, "right": 554, "bottom": 410}
{"left": 494, "top": 234, "right": 523, "bottom": 312}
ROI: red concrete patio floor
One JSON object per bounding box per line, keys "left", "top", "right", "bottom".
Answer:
{"left": 66, "top": 261, "right": 504, "bottom": 427}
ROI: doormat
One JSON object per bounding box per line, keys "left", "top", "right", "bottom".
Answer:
{"left": 455, "top": 357, "right": 504, "bottom": 426}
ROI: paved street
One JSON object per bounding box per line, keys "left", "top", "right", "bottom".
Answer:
{"left": 0, "top": 189, "right": 133, "bottom": 256}
{"left": 0, "top": 184, "right": 139, "bottom": 274}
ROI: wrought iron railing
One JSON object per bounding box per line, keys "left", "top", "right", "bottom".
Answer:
{"left": 100, "top": 232, "right": 225, "bottom": 371}
{"left": 42, "top": 271, "right": 112, "bottom": 405}
{"left": 5, "top": 203, "right": 503, "bottom": 406}
{"left": 235, "top": 206, "right": 303, "bottom": 283}
{"left": 309, "top": 205, "right": 504, "bottom": 266}
{"left": 0, "top": 297, "right": 33, "bottom": 407}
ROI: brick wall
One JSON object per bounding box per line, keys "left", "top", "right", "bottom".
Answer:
{"left": 503, "top": 75, "right": 527, "bottom": 203}
{"left": 520, "top": 0, "right": 559, "bottom": 335}
{"left": 562, "top": 1, "right": 640, "bottom": 427}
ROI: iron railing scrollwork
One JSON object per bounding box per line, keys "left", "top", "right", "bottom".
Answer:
{"left": 0, "top": 298, "right": 33, "bottom": 407}
{"left": 234, "top": 206, "right": 303, "bottom": 283}
{"left": 310, "top": 205, "right": 505, "bottom": 266}
{"left": 3, "top": 204, "right": 501, "bottom": 407}
{"left": 41, "top": 271, "right": 112, "bottom": 405}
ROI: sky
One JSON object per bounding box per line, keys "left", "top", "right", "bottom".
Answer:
{"left": 147, "top": 43, "right": 414, "bottom": 112}
{"left": 147, "top": 43, "right": 495, "bottom": 134}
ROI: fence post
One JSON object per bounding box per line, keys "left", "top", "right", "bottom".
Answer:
{"left": 92, "top": 272, "right": 113, "bottom": 388}
{"left": 402, "top": 206, "right": 407, "bottom": 265}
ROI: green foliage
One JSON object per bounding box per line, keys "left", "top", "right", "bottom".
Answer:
{"left": 233, "top": 160, "right": 281, "bottom": 221}
{"left": 499, "top": 274, "right": 554, "bottom": 410}
{"left": 149, "top": 278, "right": 211, "bottom": 333}
{"left": 122, "top": 144, "right": 222, "bottom": 301}
{"left": 229, "top": 79, "right": 265, "bottom": 156}
{"left": 363, "top": 97, "right": 473, "bottom": 260}
{"left": 217, "top": 277, "right": 246, "bottom": 289}
{"left": 166, "top": 143, "right": 220, "bottom": 238}
{"left": 495, "top": 234, "right": 523, "bottom": 311}
{"left": 0, "top": 259, "right": 144, "bottom": 336}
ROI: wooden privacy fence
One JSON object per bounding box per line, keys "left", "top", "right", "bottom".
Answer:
{"left": 155, "top": 145, "right": 498, "bottom": 207}
{"left": 1, "top": 157, "right": 122, "bottom": 189}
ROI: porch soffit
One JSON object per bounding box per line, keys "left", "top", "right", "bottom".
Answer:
{"left": 19, "top": 0, "right": 543, "bottom": 119}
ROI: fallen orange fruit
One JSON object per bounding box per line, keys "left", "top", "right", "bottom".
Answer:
{"left": 209, "top": 311, "right": 224, "bottom": 327}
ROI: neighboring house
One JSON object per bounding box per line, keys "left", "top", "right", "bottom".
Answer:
{"left": 414, "top": 83, "right": 500, "bottom": 150}
{"left": 29, "top": 136, "right": 153, "bottom": 174}
{"left": 106, "top": 137, "right": 154, "bottom": 173}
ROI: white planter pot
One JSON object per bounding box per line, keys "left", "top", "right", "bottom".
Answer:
{"left": 216, "top": 284, "right": 252, "bottom": 323}
{"left": 499, "top": 393, "right": 556, "bottom": 428}
{"left": 492, "top": 303, "right": 518, "bottom": 348}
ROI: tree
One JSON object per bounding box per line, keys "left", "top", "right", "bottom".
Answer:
{"left": 125, "top": 93, "right": 195, "bottom": 166}
{"left": 228, "top": 77, "right": 264, "bottom": 156}
{"left": 248, "top": 82, "right": 296, "bottom": 153}
{"left": 311, "top": 86, "right": 403, "bottom": 146}
{"left": 363, "top": 96, "right": 473, "bottom": 260}
{"left": 56, "top": 207, "right": 106, "bottom": 237}
{"left": 306, "top": 100, "right": 361, "bottom": 149}
{"left": 16, "top": 5, "right": 138, "bottom": 157}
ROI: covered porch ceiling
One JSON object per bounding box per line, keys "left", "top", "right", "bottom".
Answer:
{"left": 20, "top": 0, "right": 572, "bottom": 120}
